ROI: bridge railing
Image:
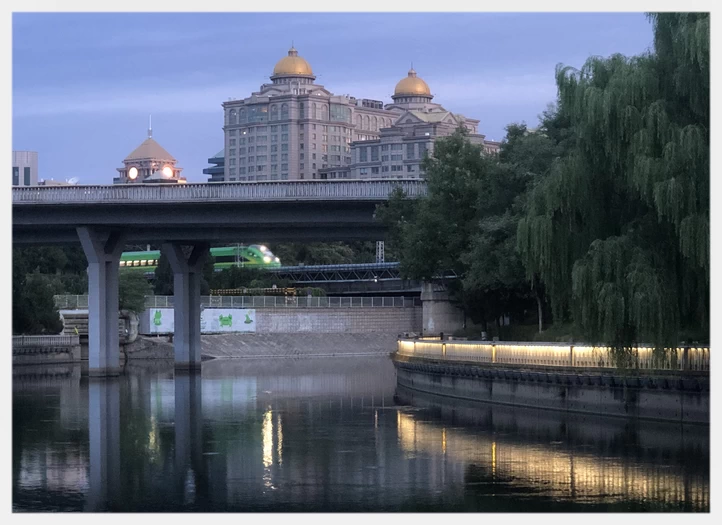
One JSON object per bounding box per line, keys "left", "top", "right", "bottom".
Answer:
{"left": 397, "top": 339, "right": 710, "bottom": 372}
{"left": 13, "top": 180, "right": 427, "bottom": 204}
{"left": 13, "top": 335, "right": 80, "bottom": 347}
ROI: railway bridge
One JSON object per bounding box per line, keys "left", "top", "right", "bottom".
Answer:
{"left": 13, "top": 180, "right": 427, "bottom": 376}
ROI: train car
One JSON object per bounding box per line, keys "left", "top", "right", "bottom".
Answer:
{"left": 119, "top": 244, "right": 281, "bottom": 274}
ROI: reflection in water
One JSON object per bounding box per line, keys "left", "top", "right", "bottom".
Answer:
{"left": 12, "top": 358, "right": 709, "bottom": 512}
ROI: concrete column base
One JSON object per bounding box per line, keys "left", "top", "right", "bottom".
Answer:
{"left": 420, "top": 282, "right": 465, "bottom": 336}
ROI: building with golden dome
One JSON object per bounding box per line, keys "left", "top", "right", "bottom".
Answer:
{"left": 214, "top": 47, "right": 498, "bottom": 182}
{"left": 115, "top": 119, "right": 185, "bottom": 184}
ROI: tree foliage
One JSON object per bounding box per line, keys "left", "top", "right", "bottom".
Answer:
{"left": 118, "top": 271, "right": 153, "bottom": 313}
{"left": 517, "top": 13, "right": 709, "bottom": 349}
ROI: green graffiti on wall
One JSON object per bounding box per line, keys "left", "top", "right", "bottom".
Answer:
{"left": 153, "top": 310, "right": 162, "bottom": 326}
{"left": 219, "top": 314, "right": 233, "bottom": 327}
{"left": 245, "top": 313, "right": 253, "bottom": 324}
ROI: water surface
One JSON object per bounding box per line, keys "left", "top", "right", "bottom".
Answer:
{"left": 13, "top": 357, "right": 709, "bottom": 512}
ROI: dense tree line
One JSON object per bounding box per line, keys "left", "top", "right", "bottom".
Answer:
{"left": 378, "top": 13, "right": 708, "bottom": 352}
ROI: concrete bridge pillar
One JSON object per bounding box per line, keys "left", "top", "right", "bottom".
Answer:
{"left": 174, "top": 371, "right": 205, "bottom": 504}
{"left": 77, "top": 227, "right": 125, "bottom": 377}
{"left": 420, "top": 282, "right": 465, "bottom": 336}
{"left": 161, "top": 243, "right": 210, "bottom": 370}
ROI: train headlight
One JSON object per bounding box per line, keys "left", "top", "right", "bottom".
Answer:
{"left": 263, "top": 256, "right": 272, "bottom": 263}
{"left": 259, "top": 245, "right": 268, "bottom": 253}
{"left": 274, "top": 257, "right": 280, "bottom": 263}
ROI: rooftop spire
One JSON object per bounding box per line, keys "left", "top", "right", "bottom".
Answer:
{"left": 148, "top": 115, "right": 152, "bottom": 139}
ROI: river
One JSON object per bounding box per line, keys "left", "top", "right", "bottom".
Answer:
{"left": 12, "top": 356, "right": 709, "bottom": 512}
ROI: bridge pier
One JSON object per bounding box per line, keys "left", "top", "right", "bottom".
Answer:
{"left": 77, "top": 227, "right": 125, "bottom": 377}
{"left": 162, "top": 243, "right": 210, "bottom": 370}
{"left": 86, "top": 377, "right": 121, "bottom": 511}
{"left": 421, "top": 282, "right": 465, "bottom": 336}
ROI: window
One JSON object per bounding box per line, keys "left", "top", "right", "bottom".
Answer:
{"left": 257, "top": 165, "right": 265, "bottom": 171}
{"left": 281, "top": 124, "right": 288, "bottom": 131}
{"left": 371, "top": 146, "right": 379, "bottom": 161}
{"left": 281, "top": 134, "right": 288, "bottom": 141}
{"left": 230, "top": 129, "right": 237, "bottom": 136}
{"left": 272, "top": 135, "right": 278, "bottom": 143}
{"left": 272, "top": 164, "right": 278, "bottom": 172}
{"left": 229, "top": 109, "right": 237, "bottom": 125}
{"left": 371, "top": 167, "right": 380, "bottom": 174}
{"left": 419, "top": 143, "right": 427, "bottom": 157}
{"left": 312, "top": 133, "right": 316, "bottom": 139}
{"left": 239, "top": 137, "right": 246, "bottom": 145}
{"left": 313, "top": 104, "right": 317, "bottom": 119}
{"left": 300, "top": 153, "right": 305, "bottom": 160}
{"left": 300, "top": 163, "right": 304, "bottom": 170}
{"left": 391, "top": 154, "right": 402, "bottom": 161}
{"left": 281, "top": 144, "right": 288, "bottom": 152}
{"left": 391, "top": 144, "right": 403, "bottom": 151}
{"left": 271, "top": 144, "right": 278, "bottom": 152}
{"left": 322, "top": 144, "right": 328, "bottom": 153}
{"left": 239, "top": 147, "right": 246, "bottom": 155}
{"left": 282, "top": 154, "right": 288, "bottom": 161}
{"left": 372, "top": 116, "right": 378, "bottom": 131}
{"left": 299, "top": 102, "right": 305, "bottom": 119}
{"left": 300, "top": 133, "right": 304, "bottom": 141}
{"left": 313, "top": 163, "right": 316, "bottom": 169}
{"left": 271, "top": 125, "right": 278, "bottom": 132}
{"left": 312, "top": 143, "right": 316, "bottom": 150}
{"left": 248, "top": 175, "right": 255, "bottom": 181}
{"left": 229, "top": 158, "right": 236, "bottom": 166}
{"left": 356, "top": 115, "right": 362, "bottom": 128}
{"left": 391, "top": 165, "right": 403, "bottom": 172}
{"left": 364, "top": 116, "right": 370, "bottom": 129}
{"left": 381, "top": 145, "right": 389, "bottom": 151}
{"left": 281, "top": 173, "right": 289, "bottom": 180}
{"left": 359, "top": 147, "right": 367, "bottom": 162}
{"left": 248, "top": 166, "right": 255, "bottom": 173}
{"left": 248, "top": 137, "right": 255, "bottom": 144}
{"left": 270, "top": 105, "right": 278, "bottom": 121}
{"left": 332, "top": 155, "right": 341, "bottom": 162}
{"left": 257, "top": 136, "right": 267, "bottom": 143}
{"left": 229, "top": 148, "right": 236, "bottom": 156}
{"left": 360, "top": 168, "right": 368, "bottom": 175}
{"left": 281, "top": 104, "right": 289, "bottom": 120}
{"left": 257, "top": 155, "right": 267, "bottom": 162}
{"left": 382, "top": 166, "right": 389, "bottom": 172}
{"left": 229, "top": 167, "right": 236, "bottom": 175}
{"left": 256, "top": 145, "right": 267, "bottom": 153}
{"left": 257, "top": 126, "right": 267, "bottom": 133}
{"left": 248, "top": 146, "right": 254, "bottom": 154}
{"left": 322, "top": 134, "right": 328, "bottom": 142}
{"left": 382, "top": 155, "right": 389, "bottom": 162}
{"left": 407, "top": 165, "right": 415, "bottom": 172}
{"left": 230, "top": 138, "right": 237, "bottom": 146}
{"left": 239, "top": 157, "right": 246, "bottom": 165}
{"left": 312, "top": 153, "right": 316, "bottom": 160}
{"left": 248, "top": 156, "right": 254, "bottom": 162}
{"left": 282, "top": 163, "right": 288, "bottom": 171}
{"left": 239, "top": 167, "right": 246, "bottom": 174}
{"left": 407, "top": 143, "right": 415, "bottom": 158}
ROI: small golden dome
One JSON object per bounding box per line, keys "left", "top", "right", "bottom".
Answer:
{"left": 272, "top": 46, "right": 314, "bottom": 77}
{"left": 394, "top": 68, "right": 431, "bottom": 96}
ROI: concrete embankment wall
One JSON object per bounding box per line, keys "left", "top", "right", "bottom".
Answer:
{"left": 125, "top": 333, "right": 399, "bottom": 360}
{"left": 393, "top": 356, "right": 709, "bottom": 424}
{"left": 254, "top": 307, "right": 421, "bottom": 334}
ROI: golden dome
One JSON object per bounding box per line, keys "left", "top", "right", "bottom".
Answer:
{"left": 394, "top": 68, "right": 431, "bottom": 96}
{"left": 272, "top": 46, "right": 313, "bottom": 77}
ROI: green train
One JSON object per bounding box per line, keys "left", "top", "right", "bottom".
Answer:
{"left": 120, "top": 245, "right": 281, "bottom": 273}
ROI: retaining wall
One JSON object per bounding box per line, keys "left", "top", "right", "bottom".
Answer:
{"left": 393, "top": 355, "right": 709, "bottom": 424}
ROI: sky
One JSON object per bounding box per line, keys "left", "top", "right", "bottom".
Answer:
{"left": 12, "top": 12, "right": 656, "bottom": 185}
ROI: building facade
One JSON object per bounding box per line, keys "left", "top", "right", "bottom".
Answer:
{"left": 214, "top": 47, "right": 500, "bottom": 183}
{"left": 12, "top": 151, "right": 38, "bottom": 186}
{"left": 203, "top": 149, "right": 225, "bottom": 182}
{"left": 114, "top": 123, "right": 185, "bottom": 184}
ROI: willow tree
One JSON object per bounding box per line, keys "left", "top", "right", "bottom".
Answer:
{"left": 517, "top": 13, "right": 709, "bottom": 353}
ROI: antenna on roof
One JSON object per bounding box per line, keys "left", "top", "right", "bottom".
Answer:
{"left": 148, "top": 115, "right": 152, "bottom": 138}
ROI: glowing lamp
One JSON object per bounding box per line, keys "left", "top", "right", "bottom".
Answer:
{"left": 263, "top": 256, "right": 272, "bottom": 263}
{"left": 128, "top": 167, "right": 138, "bottom": 180}
{"left": 162, "top": 166, "right": 173, "bottom": 178}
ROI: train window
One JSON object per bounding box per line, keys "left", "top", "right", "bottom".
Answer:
{"left": 134, "top": 261, "right": 140, "bottom": 267}
{"left": 119, "top": 261, "right": 125, "bottom": 267}
{"left": 140, "top": 260, "right": 147, "bottom": 266}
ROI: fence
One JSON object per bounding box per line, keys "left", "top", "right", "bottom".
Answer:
{"left": 13, "top": 180, "right": 428, "bottom": 204}
{"left": 397, "top": 339, "right": 710, "bottom": 372}
{"left": 55, "top": 295, "right": 421, "bottom": 309}
{"left": 12, "top": 335, "right": 80, "bottom": 348}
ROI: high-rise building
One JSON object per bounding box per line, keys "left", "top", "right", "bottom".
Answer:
{"left": 213, "top": 47, "right": 499, "bottom": 183}
{"left": 114, "top": 119, "right": 186, "bottom": 184}
{"left": 12, "top": 151, "right": 38, "bottom": 186}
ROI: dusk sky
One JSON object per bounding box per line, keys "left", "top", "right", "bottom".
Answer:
{"left": 12, "top": 12, "right": 656, "bottom": 185}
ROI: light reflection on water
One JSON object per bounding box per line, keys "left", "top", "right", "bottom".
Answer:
{"left": 12, "top": 357, "right": 709, "bottom": 512}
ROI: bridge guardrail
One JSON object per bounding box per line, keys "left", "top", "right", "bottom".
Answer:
{"left": 13, "top": 180, "right": 428, "bottom": 204}
{"left": 396, "top": 339, "right": 710, "bottom": 372}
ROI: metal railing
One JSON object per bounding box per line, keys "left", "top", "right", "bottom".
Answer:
{"left": 12, "top": 335, "right": 80, "bottom": 347}
{"left": 55, "top": 295, "right": 421, "bottom": 309}
{"left": 145, "top": 295, "right": 421, "bottom": 308}
{"left": 13, "top": 180, "right": 427, "bottom": 204}
{"left": 397, "top": 339, "right": 710, "bottom": 372}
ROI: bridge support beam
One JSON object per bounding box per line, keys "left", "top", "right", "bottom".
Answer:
{"left": 77, "top": 227, "right": 126, "bottom": 377}
{"left": 162, "top": 243, "right": 210, "bottom": 370}
{"left": 420, "top": 282, "right": 465, "bottom": 337}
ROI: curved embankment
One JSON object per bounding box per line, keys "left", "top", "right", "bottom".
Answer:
{"left": 124, "top": 333, "right": 399, "bottom": 360}
{"left": 392, "top": 354, "right": 709, "bottom": 424}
